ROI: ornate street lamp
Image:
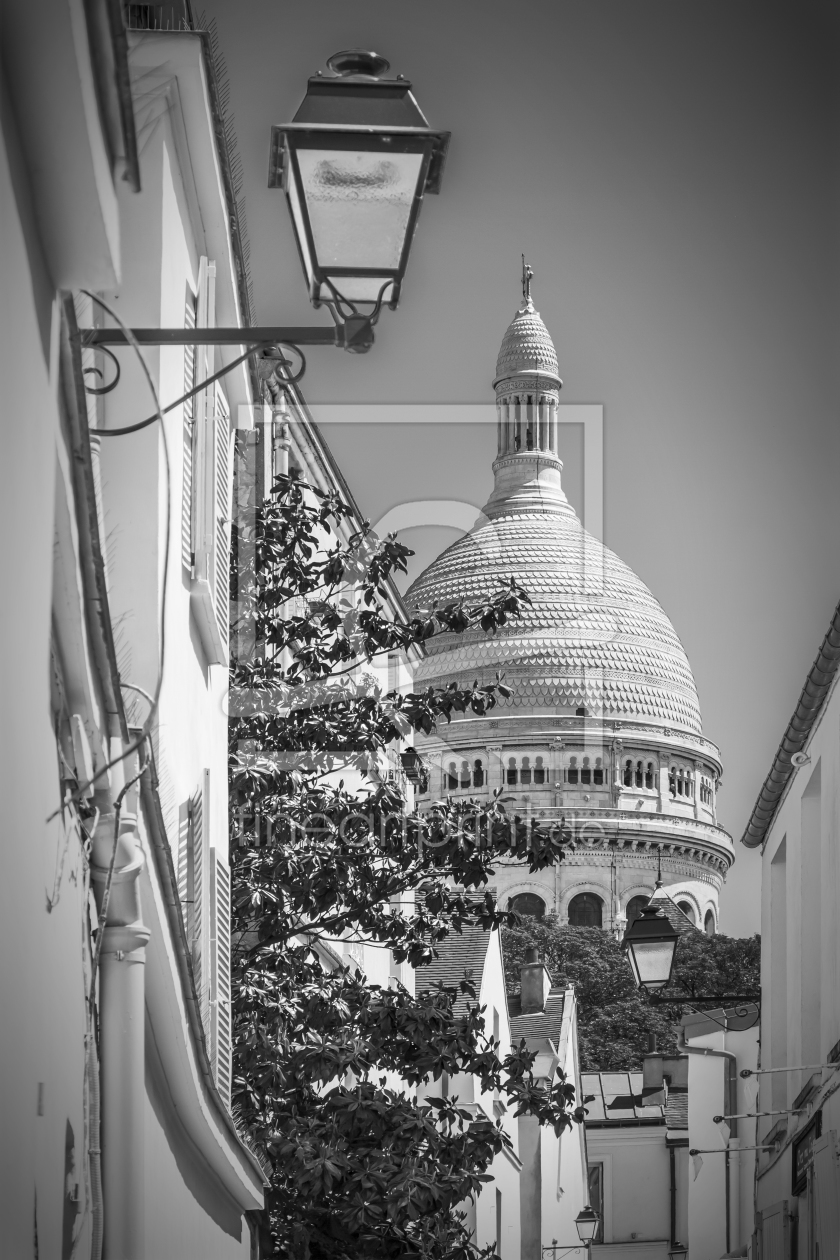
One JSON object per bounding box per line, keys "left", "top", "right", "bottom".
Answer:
{"left": 575, "top": 1206, "right": 600, "bottom": 1246}
{"left": 82, "top": 50, "right": 449, "bottom": 372}
{"left": 621, "top": 900, "right": 679, "bottom": 992}
{"left": 668, "top": 1246, "right": 688, "bottom": 1260}
{"left": 268, "top": 49, "right": 449, "bottom": 325}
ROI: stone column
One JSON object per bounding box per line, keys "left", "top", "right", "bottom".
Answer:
{"left": 486, "top": 744, "right": 503, "bottom": 793}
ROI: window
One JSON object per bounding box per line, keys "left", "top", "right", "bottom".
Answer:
{"left": 507, "top": 757, "right": 518, "bottom": 785}
{"left": 704, "top": 909, "right": 716, "bottom": 936}
{"left": 473, "top": 759, "right": 484, "bottom": 788}
{"left": 534, "top": 755, "right": 546, "bottom": 785}
{"left": 460, "top": 760, "right": 471, "bottom": 789}
{"left": 645, "top": 762, "right": 655, "bottom": 790}
{"left": 581, "top": 756, "right": 591, "bottom": 785}
{"left": 568, "top": 756, "right": 579, "bottom": 785}
{"left": 520, "top": 756, "right": 532, "bottom": 785}
{"left": 635, "top": 760, "right": 644, "bottom": 788}
{"left": 593, "top": 756, "right": 604, "bottom": 786}
{"left": 568, "top": 892, "right": 603, "bottom": 928}
{"left": 446, "top": 762, "right": 458, "bottom": 790}
{"left": 623, "top": 759, "right": 633, "bottom": 787}
{"left": 677, "top": 900, "right": 695, "bottom": 925}
{"left": 625, "top": 895, "right": 648, "bottom": 927}
{"left": 510, "top": 893, "right": 545, "bottom": 920}
{"left": 576, "top": 706, "right": 587, "bottom": 717}
{"left": 588, "top": 1164, "right": 604, "bottom": 1242}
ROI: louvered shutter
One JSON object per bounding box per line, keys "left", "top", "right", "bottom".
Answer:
{"left": 185, "top": 771, "right": 212, "bottom": 1040}
{"left": 211, "top": 382, "right": 232, "bottom": 649}
{"left": 210, "top": 851, "right": 232, "bottom": 1108}
{"left": 181, "top": 287, "right": 197, "bottom": 572}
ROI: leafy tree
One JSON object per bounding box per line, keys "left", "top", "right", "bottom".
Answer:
{"left": 502, "top": 919, "right": 760, "bottom": 1071}
{"left": 229, "top": 472, "right": 582, "bottom": 1260}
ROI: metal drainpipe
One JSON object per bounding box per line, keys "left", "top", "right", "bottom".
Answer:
{"left": 669, "top": 1145, "right": 677, "bottom": 1248}
{"left": 63, "top": 298, "right": 150, "bottom": 1259}
{"left": 91, "top": 777, "right": 150, "bottom": 1260}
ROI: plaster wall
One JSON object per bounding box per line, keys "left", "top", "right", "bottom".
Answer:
{"left": 754, "top": 669, "right": 840, "bottom": 1239}
{"left": 588, "top": 1129, "right": 670, "bottom": 1246}
{"left": 0, "top": 94, "right": 96, "bottom": 1260}
{"left": 686, "top": 1052, "right": 728, "bottom": 1259}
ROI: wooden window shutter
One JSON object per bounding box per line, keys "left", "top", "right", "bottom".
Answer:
{"left": 181, "top": 286, "right": 197, "bottom": 573}
{"left": 189, "top": 258, "right": 228, "bottom": 665}
{"left": 180, "top": 771, "right": 212, "bottom": 1040}
{"left": 210, "top": 850, "right": 232, "bottom": 1108}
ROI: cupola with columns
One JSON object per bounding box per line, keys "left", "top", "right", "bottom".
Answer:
{"left": 405, "top": 263, "right": 734, "bottom": 936}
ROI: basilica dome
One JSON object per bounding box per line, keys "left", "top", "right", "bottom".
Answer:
{"left": 406, "top": 278, "right": 702, "bottom": 735}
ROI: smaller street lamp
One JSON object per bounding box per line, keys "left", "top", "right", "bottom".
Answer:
{"left": 621, "top": 900, "right": 679, "bottom": 992}
{"left": 668, "top": 1245, "right": 688, "bottom": 1260}
{"left": 575, "top": 1206, "right": 600, "bottom": 1246}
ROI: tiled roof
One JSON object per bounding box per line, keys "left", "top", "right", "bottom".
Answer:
{"left": 648, "top": 891, "right": 700, "bottom": 937}
{"left": 509, "top": 988, "right": 566, "bottom": 1050}
{"left": 664, "top": 1088, "right": 688, "bottom": 1130}
{"left": 581, "top": 1071, "right": 666, "bottom": 1126}
{"left": 413, "top": 917, "right": 493, "bottom": 1019}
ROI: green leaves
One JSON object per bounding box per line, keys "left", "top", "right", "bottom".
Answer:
{"left": 229, "top": 473, "right": 574, "bottom": 1259}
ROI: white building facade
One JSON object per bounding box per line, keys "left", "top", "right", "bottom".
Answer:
{"left": 1, "top": 8, "right": 266, "bottom": 1256}
{"left": 741, "top": 597, "right": 840, "bottom": 1260}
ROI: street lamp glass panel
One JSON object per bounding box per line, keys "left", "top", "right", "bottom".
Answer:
{"left": 626, "top": 937, "right": 678, "bottom": 990}
{"left": 296, "top": 148, "right": 424, "bottom": 290}
{"left": 575, "top": 1207, "right": 600, "bottom": 1243}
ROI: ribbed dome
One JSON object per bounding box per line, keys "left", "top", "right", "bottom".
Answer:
{"left": 406, "top": 506, "right": 702, "bottom": 734}
{"left": 494, "top": 301, "right": 560, "bottom": 384}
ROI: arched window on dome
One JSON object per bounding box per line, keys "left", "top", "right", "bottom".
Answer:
{"left": 473, "top": 759, "right": 485, "bottom": 788}
{"left": 521, "top": 756, "right": 532, "bottom": 786}
{"left": 645, "top": 762, "right": 655, "bottom": 790}
{"left": 567, "top": 756, "right": 579, "bottom": 785}
{"left": 704, "top": 909, "right": 716, "bottom": 936}
{"left": 460, "top": 760, "right": 472, "bottom": 790}
{"left": 677, "top": 900, "right": 695, "bottom": 925}
{"left": 593, "top": 757, "right": 604, "bottom": 786}
{"left": 635, "top": 760, "right": 644, "bottom": 788}
{"left": 581, "top": 756, "right": 591, "bottom": 786}
{"left": 506, "top": 758, "right": 518, "bottom": 786}
{"left": 623, "top": 759, "right": 633, "bottom": 787}
{"left": 510, "top": 893, "right": 545, "bottom": 920}
{"left": 625, "top": 895, "right": 648, "bottom": 927}
{"left": 446, "top": 762, "right": 458, "bottom": 791}
{"left": 534, "top": 756, "right": 546, "bottom": 785}
{"left": 568, "top": 893, "right": 603, "bottom": 929}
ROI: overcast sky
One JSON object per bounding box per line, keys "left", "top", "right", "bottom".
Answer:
{"left": 203, "top": 0, "right": 840, "bottom": 934}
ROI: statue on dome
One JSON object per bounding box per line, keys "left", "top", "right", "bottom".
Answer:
{"left": 521, "top": 254, "right": 534, "bottom": 306}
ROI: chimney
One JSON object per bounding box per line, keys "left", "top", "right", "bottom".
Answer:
{"left": 520, "top": 947, "right": 552, "bottom": 1014}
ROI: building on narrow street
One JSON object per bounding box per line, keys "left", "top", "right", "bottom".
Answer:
{"left": 741, "top": 597, "right": 840, "bottom": 1260}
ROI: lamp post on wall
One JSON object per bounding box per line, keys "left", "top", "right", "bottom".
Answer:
{"left": 620, "top": 853, "right": 760, "bottom": 1025}
{"left": 575, "top": 1206, "right": 600, "bottom": 1251}
{"left": 81, "top": 49, "right": 450, "bottom": 375}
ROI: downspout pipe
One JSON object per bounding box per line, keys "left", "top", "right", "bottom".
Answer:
{"left": 741, "top": 596, "right": 840, "bottom": 848}
{"left": 62, "top": 297, "right": 149, "bottom": 1259}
